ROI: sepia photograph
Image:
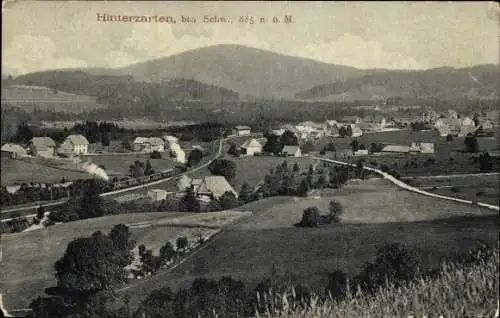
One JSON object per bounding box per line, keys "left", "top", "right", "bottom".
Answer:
{"left": 1, "top": 1, "right": 499, "bottom": 317}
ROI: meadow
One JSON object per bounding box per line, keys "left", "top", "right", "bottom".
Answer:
{"left": 1, "top": 85, "right": 105, "bottom": 113}
{"left": 83, "top": 154, "right": 176, "bottom": 176}
{"left": 0, "top": 210, "right": 250, "bottom": 311}
{"left": 1, "top": 159, "right": 94, "bottom": 185}
{"left": 117, "top": 178, "right": 499, "bottom": 310}
{"left": 187, "top": 156, "right": 320, "bottom": 191}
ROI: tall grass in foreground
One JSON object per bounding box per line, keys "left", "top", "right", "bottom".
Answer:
{"left": 254, "top": 251, "right": 499, "bottom": 318}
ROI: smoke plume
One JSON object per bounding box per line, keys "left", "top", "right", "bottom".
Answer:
{"left": 81, "top": 161, "right": 110, "bottom": 181}
{"left": 167, "top": 140, "right": 187, "bottom": 164}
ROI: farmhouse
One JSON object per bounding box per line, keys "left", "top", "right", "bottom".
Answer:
{"left": 145, "top": 137, "right": 165, "bottom": 152}
{"left": 133, "top": 137, "right": 149, "bottom": 151}
{"left": 58, "top": 134, "right": 89, "bottom": 155}
{"left": 178, "top": 175, "right": 237, "bottom": 200}
{"left": 434, "top": 118, "right": 461, "bottom": 137}
{"left": 1, "top": 143, "right": 28, "bottom": 158}
{"left": 295, "top": 121, "right": 327, "bottom": 139}
{"left": 272, "top": 125, "right": 302, "bottom": 140}
{"left": 29, "top": 137, "right": 56, "bottom": 157}
{"left": 281, "top": 145, "right": 302, "bottom": 157}
{"left": 133, "top": 137, "right": 165, "bottom": 152}
{"left": 232, "top": 125, "right": 251, "bottom": 136}
{"left": 239, "top": 138, "right": 262, "bottom": 156}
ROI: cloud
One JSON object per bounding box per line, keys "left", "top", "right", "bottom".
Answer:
{"left": 294, "top": 33, "right": 427, "bottom": 70}
{"left": 2, "top": 35, "right": 89, "bottom": 74}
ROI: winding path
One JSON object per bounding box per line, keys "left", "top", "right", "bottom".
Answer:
{"left": 311, "top": 156, "right": 499, "bottom": 211}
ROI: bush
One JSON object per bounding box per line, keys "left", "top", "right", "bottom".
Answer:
{"left": 297, "top": 207, "right": 320, "bottom": 227}
{"left": 356, "top": 243, "right": 422, "bottom": 293}
{"left": 328, "top": 200, "right": 343, "bottom": 223}
{"left": 450, "top": 187, "right": 460, "bottom": 193}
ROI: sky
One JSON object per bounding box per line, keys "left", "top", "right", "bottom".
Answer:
{"left": 2, "top": 1, "right": 499, "bottom": 75}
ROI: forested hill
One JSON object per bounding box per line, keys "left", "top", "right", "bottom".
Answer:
{"left": 12, "top": 70, "right": 240, "bottom": 104}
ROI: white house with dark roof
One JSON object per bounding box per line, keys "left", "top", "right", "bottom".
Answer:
{"left": 232, "top": 125, "right": 251, "bottom": 136}
{"left": 239, "top": 138, "right": 263, "bottom": 156}
{"left": 145, "top": 137, "right": 165, "bottom": 152}
{"left": 1, "top": 143, "right": 28, "bottom": 158}
{"left": 133, "top": 137, "right": 149, "bottom": 151}
{"left": 58, "top": 134, "right": 89, "bottom": 155}
{"left": 30, "top": 137, "right": 56, "bottom": 157}
{"left": 281, "top": 145, "right": 302, "bottom": 157}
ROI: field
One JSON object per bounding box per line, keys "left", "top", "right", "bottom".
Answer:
{"left": 1, "top": 159, "right": 95, "bottom": 185}
{"left": 188, "top": 156, "right": 320, "bottom": 191}
{"left": 117, "top": 179, "right": 499, "bottom": 310}
{"left": 83, "top": 154, "right": 176, "bottom": 176}
{"left": 410, "top": 174, "right": 500, "bottom": 206}
{"left": 0, "top": 210, "right": 250, "bottom": 310}
{"left": 1, "top": 85, "right": 106, "bottom": 113}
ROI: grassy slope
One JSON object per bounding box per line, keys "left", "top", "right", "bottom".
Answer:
{"left": 0, "top": 212, "right": 193, "bottom": 309}
{"left": 1, "top": 159, "right": 94, "bottom": 185}
{"left": 119, "top": 179, "right": 499, "bottom": 310}
{"left": 187, "top": 156, "right": 320, "bottom": 191}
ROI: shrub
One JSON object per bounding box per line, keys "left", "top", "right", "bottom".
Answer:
{"left": 328, "top": 200, "right": 343, "bottom": 223}
{"left": 297, "top": 207, "right": 320, "bottom": 227}
{"left": 450, "top": 187, "right": 460, "bottom": 193}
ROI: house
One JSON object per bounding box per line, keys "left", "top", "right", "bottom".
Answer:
{"left": 295, "top": 121, "right": 327, "bottom": 138}
{"left": 272, "top": 125, "right": 302, "bottom": 140}
{"left": 341, "top": 116, "right": 362, "bottom": 125}
{"left": 381, "top": 145, "right": 411, "bottom": 153}
{"left": 58, "top": 134, "right": 89, "bottom": 155}
{"left": 240, "top": 138, "right": 262, "bottom": 156}
{"left": 232, "top": 125, "right": 251, "bottom": 136}
{"left": 133, "top": 137, "right": 165, "bottom": 153}
{"left": 434, "top": 118, "right": 461, "bottom": 136}
{"left": 350, "top": 125, "right": 363, "bottom": 137}
{"left": 30, "top": 137, "right": 56, "bottom": 157}
{"left": 178, "top": 175, "right": 237, "bottom": 200}
{"left": 1, "top": 143, "right": 28, "bottom": 158}
{"left": 478, "top": 119, "right": 494, "bottom": 130}
{"left": 147, "top": 189, "right": 169, "bottom": 201}
{"left": 358, "top": 123, "right": 379, "bottom": 134}
{"left": 133, "top": 137, "right": 149, "bottom": 152}
{"left": 281, "top": 145, "right": 302, "bottom": 157}
{"left": 410, "top": 142, "right": 435, "bottom": 154}
{"left": 145, "top": 137, "right": 165, "bottom": 153}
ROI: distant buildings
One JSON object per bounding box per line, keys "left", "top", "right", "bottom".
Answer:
{"left": 350, "top": 125, "right": 363, "bottom": 137}
{"left": 281, "top": 145, "right": 302, "bottom": 157}
{"left": 381, "top": 142, "right": 435, "bottom": 154}
{"left": 30, "top": 137, "right": 56, "bottom": 157}
{"left": 58, "top": 134, "right": 89, "bottom": 155}
{"left": 232, "top": 125, "right": 251, "bottom": 136}
{"left": 1, "top": 143, "right": 28, "bottom": 158}
{"left": 381, "top": 145, "right": 411, "bottom": 153}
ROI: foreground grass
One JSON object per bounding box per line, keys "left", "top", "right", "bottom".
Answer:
{"left": 259, "top": 250, "right": 499, "bottom": 318}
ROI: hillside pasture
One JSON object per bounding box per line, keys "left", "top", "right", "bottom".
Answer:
{"left": 0, "top": 210, "right": 250, "bottom": 310}
{"left": 121, "top": 215, "right": 499, "bottom": 311}
{"left": 234, "top": 178, "right": 497, "bottom": 230}
{"left": 1, "top": 85, "right": 106, "bottom": 113}
{"left": 1, "top": 159, "right": 94, "bottom": 185}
